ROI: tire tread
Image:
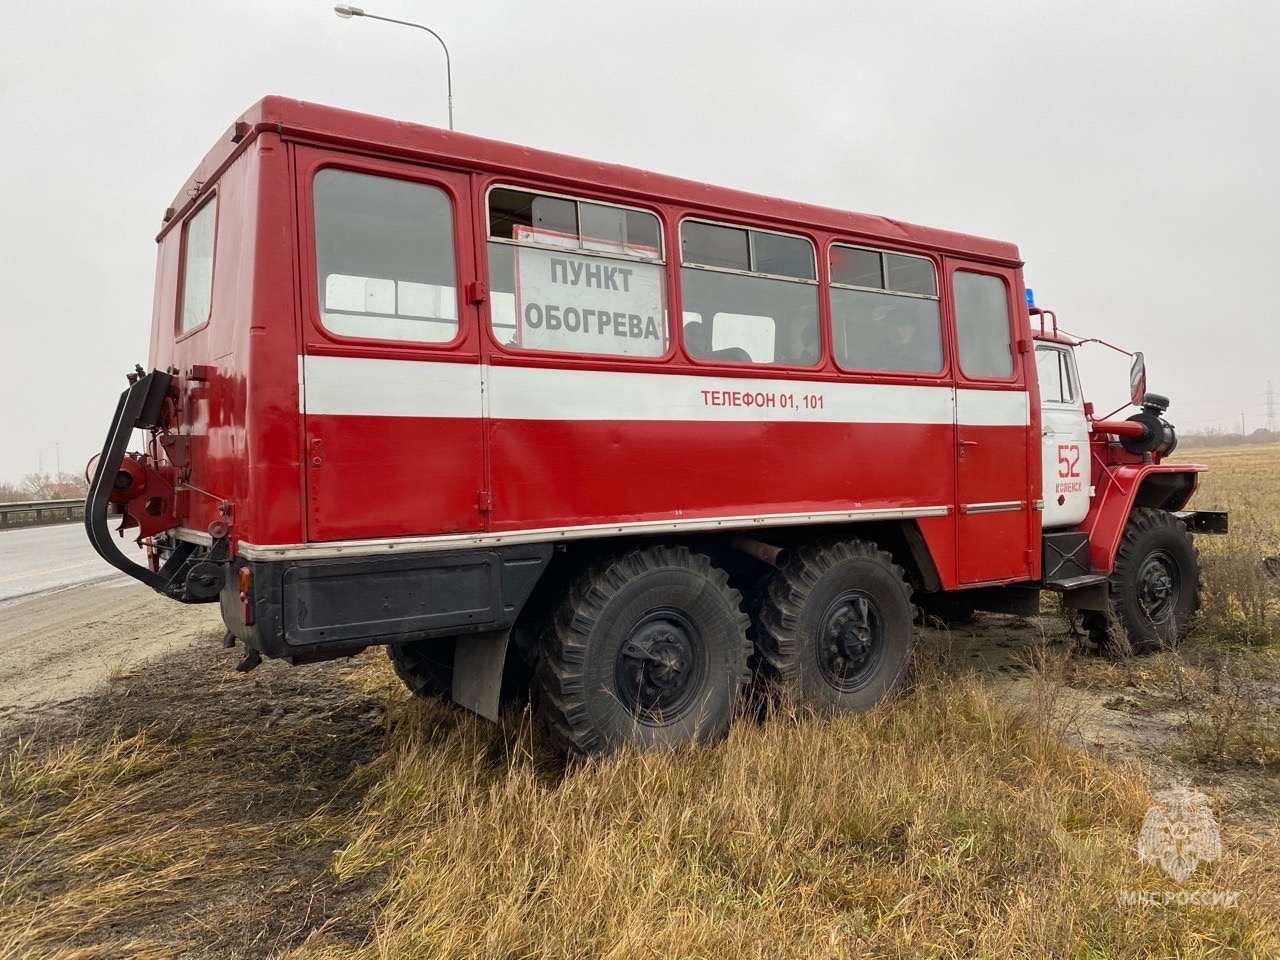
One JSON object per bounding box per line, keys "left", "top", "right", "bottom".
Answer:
{"left": 534, "top": 544, "right": 752, "bottom": 755}
{"left": 749, "top": 537, "right": 915, "bottom": 703}
{"left": 386, "top": 638, "right": 454, "bottom": 699}
{"left": 1083, "top": 507, "right": 1201, "bottom": 653}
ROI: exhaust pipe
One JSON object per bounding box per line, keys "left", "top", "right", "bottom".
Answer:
{"left": 728, "top": 536, "right": 789, "bottom": 568}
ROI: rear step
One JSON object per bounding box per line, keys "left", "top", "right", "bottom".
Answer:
{"left": 1042, "top": 573, "right": 1107, "bottom": 592}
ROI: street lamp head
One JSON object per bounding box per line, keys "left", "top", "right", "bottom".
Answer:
{"left": 330, "top": 5, "right": 455, "bottom": 130}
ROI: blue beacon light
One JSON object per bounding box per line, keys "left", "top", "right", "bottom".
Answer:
{"left": 1025, "top": 288, "right": 1035, "bottom": 307}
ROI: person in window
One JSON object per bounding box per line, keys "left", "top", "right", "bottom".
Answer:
{"left": 784, "top": 319, "right": 820, "bottom": 365}
{"left": 797, "top": 325, "right": 820, "bottom": 365}
{"left": 871, "top": 304, "right": 940, "bottom": 373}
{"left": 683, "top": 319, "right": 712, "bottom": 358}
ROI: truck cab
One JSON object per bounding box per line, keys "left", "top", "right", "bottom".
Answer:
{"left": 1020, "top": 305, "right": 1227, "bottom": 652}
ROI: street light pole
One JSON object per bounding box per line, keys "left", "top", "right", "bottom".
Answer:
{"left": 334, "top": 4, "right": 454, "bottom": 131}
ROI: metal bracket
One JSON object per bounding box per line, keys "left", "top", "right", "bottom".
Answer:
{"left": 1173, "top": 510, "right": 1229, "bottom": 535}
{"left": 85, "top": 369, "right": 198, "bottom": 595}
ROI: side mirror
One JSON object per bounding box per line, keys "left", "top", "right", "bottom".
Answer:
{"left": 1129, "top": 352, "right": 1147, "bottom": 407}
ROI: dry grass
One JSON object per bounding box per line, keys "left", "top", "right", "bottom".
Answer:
{"left": 2, "top": 446, "right": 1280, "bottom": 958}
{"left": 1166, "top": 445, "right": 1280, "bottom": 769}
{"left": 341, "top": 668, "right": 1276, "bottom": 960}
{"left": 1174, "top": 650, "right": 1280, "bottom": 769}
{"left": 0, "top": 648, "right": 385, "bottom": 959}
{"left": 1185, "top": 445, "right": 1280, "bottom": 647}
{"left": 4, "top": 647, "right": 1278, "bottom": 959}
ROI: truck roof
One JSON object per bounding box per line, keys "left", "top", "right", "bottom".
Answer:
{"left": 161, "top": 96, "right": 1023, "bottom": 267}
{"left": 1032, "top": 330, "right": 1080, "bottom": 346}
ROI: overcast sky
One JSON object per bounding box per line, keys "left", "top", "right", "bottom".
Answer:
{"left": 1, "top": 0, "right": 1275, "bottom": 483}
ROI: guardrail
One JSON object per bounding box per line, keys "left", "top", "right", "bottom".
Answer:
{"left": 0, "top": 499, "right": 87, "bottom": 530}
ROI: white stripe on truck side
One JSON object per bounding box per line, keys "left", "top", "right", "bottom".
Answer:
{"left": 301, "top": 355, "right": 1029, "bottom": 426}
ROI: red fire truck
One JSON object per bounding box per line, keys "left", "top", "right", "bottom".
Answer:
{"left": 87, "top": 96, "right": 1226, "bottom": 754}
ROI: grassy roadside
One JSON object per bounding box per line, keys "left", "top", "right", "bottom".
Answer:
{"left": 3, "top": 644, "right": 1276, "bottom": 959}
{"left": 1187, "top": 445, "right": 1280, "bottom": 648}
{"left": 0, "top": 647, "right": 385, "bottom": 958}
{"left": 1176, "top": 445, "right": 1280, "bottom": 775}
{"left": 2, "top": 445, "right": 1278, "bottom": 959}
{"left": 329, "top": 665, "right": 1278, "bottom": 959}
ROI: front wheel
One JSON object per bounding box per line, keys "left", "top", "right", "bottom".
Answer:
{"left": 534, "top": 545, "right": 751, "bottom": 755}
{"left": 752, "top": 538, "right": 915, "bottom": 713}
{"left": 1083, "top": 508, "right": 1200, "bottom": 654}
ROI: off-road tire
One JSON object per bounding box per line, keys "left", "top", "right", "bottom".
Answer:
{"left": 387, "top": 637, "right": 455, "bottom": 699}
{"left": 534, "top": 545, "right": 751, "bottom": 755}
{"left": 752, "top": 538, "right": 915, "bottom": 713}
{"left": 1082, "top": 508, "right": 1200, "bottom": 655}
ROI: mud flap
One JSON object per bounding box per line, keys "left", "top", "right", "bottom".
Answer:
{"left": 452, "top": 628, "right": 511, "bottom": 722}
{"left": 1060, "top": 580, "right": 1110, "bottom": 613}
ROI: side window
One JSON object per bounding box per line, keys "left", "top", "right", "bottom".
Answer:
{"left": 1035, "top": 346, "right": 1077, "bottom": 404}
{"left": 179, "top": 197, "right": 217, "bottom": 333}
{"left": 954, "top": 271, "right": 1014, "bottom": 379}
{"left": 680, "top": 222, "right": 818, "bottom": 366}
{"left": 313, "top": 169, "right": 458, "bottom": 344}
{"left": 828, "top": 245, "right": 942, "bottom": 374}
{"left": 487, "top": 188, "right": 666, "bottom": 358}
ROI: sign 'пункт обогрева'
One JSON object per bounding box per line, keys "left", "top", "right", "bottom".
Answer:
{"left": 514, "top": 227, "right": 665, "bottom": 357}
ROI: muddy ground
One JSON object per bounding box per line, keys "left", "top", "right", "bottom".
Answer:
{"left": 927, "top": 610, "right": 1280, "bottom": 831}
{"left": 0, "top": 580, "right": 221, "bottom": 727}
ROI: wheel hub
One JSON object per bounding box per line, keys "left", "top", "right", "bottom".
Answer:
{"left": 617, "top": 613, "right": 700, "bottom": 718}
{"left": 818, "top": 592, "right": 883, "bottom": 691}
{"left": 1137, "top": 550, "right": 1179, "bottom": 623}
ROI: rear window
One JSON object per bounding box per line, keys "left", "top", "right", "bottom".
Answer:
{"left": 178, "top": 197, "right": 217, "bottom": 333}
{"left": 313, "top": 169, "right": 459, "bottom": 343}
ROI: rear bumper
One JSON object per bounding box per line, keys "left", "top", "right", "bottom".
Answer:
{"left": 221, "top": 543, "right": 552, "bottom": 661}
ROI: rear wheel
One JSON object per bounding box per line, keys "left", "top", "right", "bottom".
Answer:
{"left": 387, "top": 637, "right": 455, "bottom": 699}
{"left": 1083, "top": 508, "right": 1200, "bottom": 654}
{"left": 534, "top": 545, "right": 751, "bottom": 755}
{"left": 753, "top": 539, "right": 915, "bottom": 713}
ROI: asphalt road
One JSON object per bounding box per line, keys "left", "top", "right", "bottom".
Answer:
{"left": 0, "top": 522, "right": 146, "bottom": 604}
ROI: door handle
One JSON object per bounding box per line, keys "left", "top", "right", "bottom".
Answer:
{"left": 958, "top": 439, "right": 978, "bottom": 459}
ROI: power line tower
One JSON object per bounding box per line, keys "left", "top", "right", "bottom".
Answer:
{"left": 1268, "top": 381, "right": 1277, "bottom": 433}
